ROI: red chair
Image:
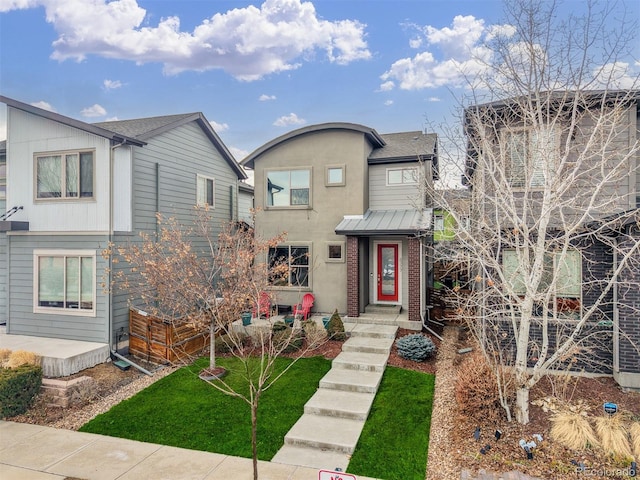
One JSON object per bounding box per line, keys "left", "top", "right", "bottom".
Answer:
{"left": 293, "top": 293, "right": 314, "bottom": 321}
{"left": 253, "top": 292, "right": 272, "bottom": 319}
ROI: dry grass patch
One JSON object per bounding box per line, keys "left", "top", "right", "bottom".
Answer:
{"left": 630, "top": 421, "right": 640, "bottom": 459}
{"left": 594, "top": 415, "right": 632, "bottom": 459}
{"left": 550, "top": 411, "right": 599, "bottom": 450}
{"left": 0, "top": 349, "right": 11, "bottom": 366}
{"left": 5, "top": 350, "right": 41, "bottom": 369}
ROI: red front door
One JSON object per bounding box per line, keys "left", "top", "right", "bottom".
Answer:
{"left": 377, "top": 244, "right": 398, "bottom": 302}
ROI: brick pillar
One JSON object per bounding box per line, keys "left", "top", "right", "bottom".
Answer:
{"left": 346, "top": 236, "right": 360, "bottom": 318}
{"left": 407, "top": 237, "right": 422, "bottom": 323}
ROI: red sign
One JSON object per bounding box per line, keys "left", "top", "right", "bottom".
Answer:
{"left": 318, "top": 470, "right": 356, "bottom": 480}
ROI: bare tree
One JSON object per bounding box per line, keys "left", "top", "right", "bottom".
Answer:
{"left": 431, "top": 0, "right": 640, "bottom": 424}
{"left": 104, "top": 208, "right": 326, "bottom": 479}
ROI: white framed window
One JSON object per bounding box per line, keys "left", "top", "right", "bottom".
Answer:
{"left": 387, "top": 167, "right": 418, "bottom": 186}
{"left": 268, "top": 244, "right": 311, "bottom": 287}
{"left": 35, "top": 150, "right": 94, "bottom": 200}
{"left": 326, "top": 165, "right": 345, "bottom": 186}
{"left": 0, "top": 155, "right": 5, "bottom": 199}
{"left": 266, "top": 168, "right": 311, "bottom": 207}
{"left": 326, "top": 241, "right": 345, "bottom": 263}
{"left": 33, "top": 250, "right": 96, "bottom": 316}
{"left": 434, "top": 213, "right": 445, "bottom": 231}
{"left": 503, "top": 248, "right": 581, "bottom": 317}
{"left": 197, "top": 174, "right": 215, "bottom": 207}
{"left": 502, "top": 127, "right": 558, "bottom": 188}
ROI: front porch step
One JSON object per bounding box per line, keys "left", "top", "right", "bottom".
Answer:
{"left": 332, "top": 351, "right": 389, "bottom": 372}
{"left": 347, "top": 323, "right": 398, "bottom": 339}
{"left": 364, "top": 304, "right": 401, "bottom": 315}
{"left": 319, "top": 368, "right": 383, "bottom": 393}
{"left": 283, "top": 414, "right": 365, "bottom": 454}
{"left": 342, "top": 336, "right": 394, "bottom": 355}
{"left": 271, "top": 445, "right": 350, "bottom": 472}
{"left": 304, "top": 389, "right": 376, "bottom": 420}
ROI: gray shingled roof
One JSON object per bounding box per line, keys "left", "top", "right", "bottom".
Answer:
{"left": 335, "top": 209, "right": 432, "bottom": 236}
{"left": 94, "top": 113, "right": 197, "bottom": 140}
{"left": 369, "top": 131, "right": 437, "bottom": 162}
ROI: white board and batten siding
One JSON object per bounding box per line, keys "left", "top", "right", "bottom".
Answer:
{"left": 6, "top": 108, "right": 112, "bottom": 232}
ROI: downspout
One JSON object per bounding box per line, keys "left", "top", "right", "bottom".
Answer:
{"left": 108, "top": 141, "right": 125, "bottom": 353}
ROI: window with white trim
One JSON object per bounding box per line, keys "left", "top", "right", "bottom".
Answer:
{"left": 503, "top": 127, "right": 557, "bottom": 188}
{"left": 35, "top": 150, "right": 94, "bottom": 199}
{"left": 266, "top": 169, "right": 311, "bottom": 207}
{"left": 503, "top": 248, "right": 581, "bottom": 317}
{"left": 268, "top": 245, "right": 310, "bottom": 287}
{"left": 387, "top": 167, "right": 418, "bottom": 185}
{"left": 197, "top": 174, "right": 215, "bottom": 207}
{"left": 34, "top": 250, "right": 96, "bottom": 315}
{"left": 434, "top": 213, "right": 445, "bottom": 231}
{"left": 326, "top": 242, "right": 345, "bottom": 262}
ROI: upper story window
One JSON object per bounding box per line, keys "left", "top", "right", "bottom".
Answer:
{"left": 326, "top": 165, "right": 345, "bottom": 186}
{"left": 34, "top": 250, "right": 96, "bottom": 316}
{"left": 387, "top": 167, "right": 418, "bottom": 186}
{"left": 503, "top": 127, "right": 557, "bottom": 189}
{"left": 0, "top": 155, "right": 5, "bottom": 199}
{"left": 434, "top": 213, "right": 445, "bottom": 231}
{"left": 35, "top": 150, "right": 94, "bottom": 200}
{"left": 197, "top": 174, "right": 215, "bottom": 207}
{"left": 266, "top": 169, "right": 311, "bottom": 207}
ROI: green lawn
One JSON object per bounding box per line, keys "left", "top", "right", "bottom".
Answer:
{"left": 80, "top": 357, "right": 435, "bottom": 477}
{"left": 347, "top": 366, "right": 435, "bottom": 480}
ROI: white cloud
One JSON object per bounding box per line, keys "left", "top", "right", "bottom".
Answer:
{"left": 9, "top": 0, "right": 370, "bottom": 81}
{"left": 427, "top": 97, "right": 441, "bottom": 102}
{"left": 103, "top": 79, "right": 123, "bottom": 90}
{"left": 230, "top": 146, "right": 250, "bottom": 163}
{"left": 31, "top": 101, "right": 56, "bottom": 112}
{"left": 259, "top": 94, "right": 276, "bottom": 101}
{"left": 209, "top": 120, "right": 229, "bottom": 132}
{"left": 384, "top": 100, "right": 393, "bottom": 106}
{"left": 0, "top": 0, "right": 39, "bottom": 12}
{"left": 591, "top": 62, "right": 639, "bottom": 89}
{"left": 273, "top": 112, "right": 305, "bottom": 127}
{"left": 380, "top": 15, "right": 513, "bottom": 91}
{"left": 81, "top": 104, "right": 107, "bottom": 117}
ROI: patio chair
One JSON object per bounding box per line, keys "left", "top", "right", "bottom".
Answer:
{"left": 253, "top": 292, "right": 272, "bottom": 319}
{"left": 293, "top": 293, "right": 314, "bottom": 321}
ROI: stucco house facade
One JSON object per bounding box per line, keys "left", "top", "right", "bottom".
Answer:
{"left": 242, "top": 123, "right": 437, "bottom": 329}
{"left": 0, "top": 96, "right": 247, "bottom": 358}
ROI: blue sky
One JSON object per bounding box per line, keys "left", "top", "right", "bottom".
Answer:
{"left": 1, "top": 0, "right": 638, "bottom": 173}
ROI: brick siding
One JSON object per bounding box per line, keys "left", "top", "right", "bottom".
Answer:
{"left": 346, "top": 236, "right": 360, "bottom": 318}
{"left": 617, "top": 225, "right": 640, "bottom": 373}
{"left": 407, "top": 237, "right": 422, "bottom": 323}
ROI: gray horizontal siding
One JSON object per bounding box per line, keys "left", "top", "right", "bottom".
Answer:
{"left": 6, "top": 234, "right": 110, "bottom": 343}
{"left": 0, "top": 232, "right": 6, "bottom": 324}
{"left": 369, "top": 163, "right": 425, "bottom": 210}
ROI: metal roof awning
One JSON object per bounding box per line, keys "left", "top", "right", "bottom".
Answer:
{"left": 335, "top": 209, "right": 431, "bottom": 236}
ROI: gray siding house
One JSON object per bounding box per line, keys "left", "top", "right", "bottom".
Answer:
{"left": 0, "top": 97, "right": 247, "bottom": 361}
{"left": 242, "top": 123, "right": 437, "bottom": 328}
{"left": 463, "top": 90, "right": 640, "bottom": 390}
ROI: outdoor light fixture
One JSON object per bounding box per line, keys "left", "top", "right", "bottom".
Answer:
{"left": 495, "top": 430, "right": 502, "bottom": 441}
{"left": 603, "top": 402, "right": 618, "bottom": 415}
{"left": 630, "top": 462, "right": 637, "bottom": 477}
{"left": 473, "top": 427, "right": 481, "bottom": 441}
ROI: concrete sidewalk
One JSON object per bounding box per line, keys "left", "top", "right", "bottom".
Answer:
{"left": 0, "top": 421, "right": 379, "bottom": 480}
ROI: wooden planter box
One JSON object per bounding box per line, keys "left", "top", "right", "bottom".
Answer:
{"left": 129, "top": 308, "right": 210, "bottom": 363}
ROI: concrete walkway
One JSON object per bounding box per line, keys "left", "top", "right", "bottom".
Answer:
{"left": 272, "top": 323, "right": 398, "bottom": 472}
{"left": 0, "top": 421, "right": 381, "bottom": 480}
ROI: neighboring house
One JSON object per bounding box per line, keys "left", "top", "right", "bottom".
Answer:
{"left": 0, "top": 140, "right": 6, "bottom": 325}
{"left": 463, "top": 90, "right": 640, "bottom": 389}
{"left": 0, "top": 96, "right": 247, "bottom": 357}
{"left": 242, "top": 123, "right": 437, "bottom": 328}
{"left": 238, "top": 181, "right": 255, "bottom": 225}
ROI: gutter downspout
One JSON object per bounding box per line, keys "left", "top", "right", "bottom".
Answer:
{"left": 108, "top": 141, "right": 125, "bottom": 355}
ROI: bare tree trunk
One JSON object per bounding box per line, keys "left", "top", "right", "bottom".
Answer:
{"left": 209, "top": 322, "right": 216, "bottom": 369}
{"left": 251, "top": 400, "right": 259, "bottom": 480}
{"left": 515, "top": 387, "right": 530, "bottom": 425}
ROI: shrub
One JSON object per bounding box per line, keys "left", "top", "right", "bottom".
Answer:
{"left": 302, "top": 320, "right": 327, "bottom": 348}
{"left": 0, "top": 349, "right": 11, "bottom": 367}
{"left": 0, "top": 364, "right": 43, "bottom": 418}
{"left": 395, "top": 334, "right": 436, "bottom": 362}
{"left": 454, "top": 351, "right": 512, "bottom": 422}
{"left": 271, "top": 321, "right": 288, "bottom": 334}
{"left": 594, "top": 415, "right": 632, "bottom": 459}
{"left": 272, "top": 329, "right": 303, "bottom": 353}
{"left": 550, "top": 411, "right": 600, "bottom": 450}
{"left": 6, "top": 350, "right": 41, "bottom": 369}
{"left": 630, "top": 422, "right": 640, "bottom": 459}
{"left": 326, "top": 309, "right": 346, "bottom": 341}
{"left": 214, "top": 333, "right": 247, "bottom": 354}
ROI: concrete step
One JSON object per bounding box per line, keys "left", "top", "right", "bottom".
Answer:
{"left": 364, "top": 304, "right": 401, "bottom": 315}
{"left": 319, "top": 368, "right": 383, "bottom": 393}
{"left": 332, "top": 351, "right": 389, "bottom": 372}
{"left": 283, "top": 414, "right": 365, "bottom": 454}
{"left": 271, "top": 445, "right": 350, "bottom": 472}
{"left": 304, "top": 389, "right": 376, "bottom": 421}
{"left": 346, "top": 323, "right": 398, "bottom": 339}
{"left": 342, "top": 336, "right": 394, "bottom": 355}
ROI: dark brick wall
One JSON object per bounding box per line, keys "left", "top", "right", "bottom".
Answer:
{"left": 617, "top": 225, "right": 640, "bottom": 373}
{"left": 347, "top": 236, "right": 360, "bottom": 318}
{"left": 407, "top": 237, "right": 422, "bottom": 323}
